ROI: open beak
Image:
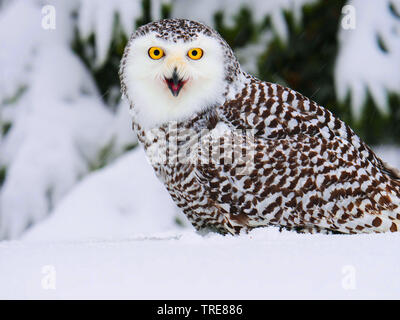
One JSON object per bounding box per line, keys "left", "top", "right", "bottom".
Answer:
{"left": 165, "top": 68, "right": 186, "bottom": 97}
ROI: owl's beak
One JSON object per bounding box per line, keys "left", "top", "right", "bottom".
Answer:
{"left": 165, "top": 68, "right": 186, "bottom": 97}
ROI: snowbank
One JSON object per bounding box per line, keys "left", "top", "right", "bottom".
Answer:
{"left": 1, "top": 228, "right": 399, "bottom": 299}
{"left": 22, "top": 147, "right": 186, "bottom": 242}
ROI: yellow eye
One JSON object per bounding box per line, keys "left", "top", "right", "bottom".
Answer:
{"left": 187, "top": 48, "right": 203, "bottom": 60}
{"left": 148, "top": 47, "right": 164, "bottom": 60}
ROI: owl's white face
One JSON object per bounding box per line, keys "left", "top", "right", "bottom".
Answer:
{"left": 122, "top": 32, "right": 226, "bottom": 128}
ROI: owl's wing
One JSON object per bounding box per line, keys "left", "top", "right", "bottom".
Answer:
{"left": 194, "top": 122, "right": 400, "bottom": 234}
{"left": 222, "top": 80, "right": 400, "bottom": 181}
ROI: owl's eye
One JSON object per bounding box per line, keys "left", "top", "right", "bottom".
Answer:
{"left": 148, "top": 47, "right": 164, "bottom": 60}
{"left": 187, "top": 48, "right": 203, "bottom": 60}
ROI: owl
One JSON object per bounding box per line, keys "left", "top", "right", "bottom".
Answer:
{"left": 119, "top": 19, "right": 400, "bottom": 235}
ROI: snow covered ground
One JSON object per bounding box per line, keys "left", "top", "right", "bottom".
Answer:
{"left": 0, "top": 146, "right": 399, "bottom": 300}
{"left": 1, "top": 229, "right": 399, "bottom": 299}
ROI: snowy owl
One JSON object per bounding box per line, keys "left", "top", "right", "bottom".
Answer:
{"left": 119, "top": 19, "right": 400, "bottom": 235}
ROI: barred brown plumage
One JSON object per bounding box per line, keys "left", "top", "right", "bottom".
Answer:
{"left": 120, "top": 18, "right": 400, "bottom": 235}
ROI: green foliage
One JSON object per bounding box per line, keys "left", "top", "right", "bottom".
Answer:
{"left": 0, "top": 166, "right": 6, "bottom": 188}
{"left": 88, "top": 138, "right": 116, "bottom": 172}
{"left": 72, "top": 12, "right": 128, "bottom": 109}
{"left": 1, "top": 122, "right": 11, "bottom": 136}
{"left": 0, "top": 85, "right": 27, "bottom": 139}
{"left": 258, "top": 0, "right": 347, "bottom": 118}
{"left": 256, "top": 0, "right": 400, "bottom": 145}
{"left": 136, "top": 0, "right": 152, "bottom": 26}
{"left": 1, "top": 85, "right": 27, "bottom": 106}
{"left": 214, "top": 7, "right": 258, "bottom": 49}
{"left": 174, "top": 215, "right": 186, "bottom": 228}
{"left": 354, "top": 93, "right": 400, "bottom": 145}
{"left": 160, "top": 1, "right": 172, "bottom": 20}
{"left": 86, "top": 136, "right": 139, "bottom": 172}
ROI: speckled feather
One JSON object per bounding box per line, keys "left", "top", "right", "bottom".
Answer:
{"left": 120, "top": 19, "right": 400, "bottom": 235}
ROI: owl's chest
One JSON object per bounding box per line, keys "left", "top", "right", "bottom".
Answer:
{"left": 136, "top": 123, "right": 203, "bottom": 196}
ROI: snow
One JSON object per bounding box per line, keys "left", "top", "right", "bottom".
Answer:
{"left": 0, "top": 43, "right": 115, "bottom": 239}
{"left": 1, "top": 228, "right": 399, "bottom": 299}
{"left": 0, "top": 0, "right": 76, "bottom": 102}
{"left": 335, "top": 0, "right": 400, "bottom": 119}
{"left": 172, "top": 0, "right": 316, "bottom": 40}
{"left": 0, "top": 0, "right": 137, "bottom": 239}
{"left": 0, "top": 0, "right": 42, "bottom": 101}
{"left": 77, "top": 0, "right": 142, "bottom": 68}
{"left": 22, "top": 147, "right": 185, "bottom": 242}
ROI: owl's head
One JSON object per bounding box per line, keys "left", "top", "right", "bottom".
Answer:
{"left": 119, "top": 19, "right": 242, "bottom": 128}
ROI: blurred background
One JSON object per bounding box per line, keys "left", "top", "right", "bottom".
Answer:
{"left": 0, "top": 0, "right": 399, "bottom": 241}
